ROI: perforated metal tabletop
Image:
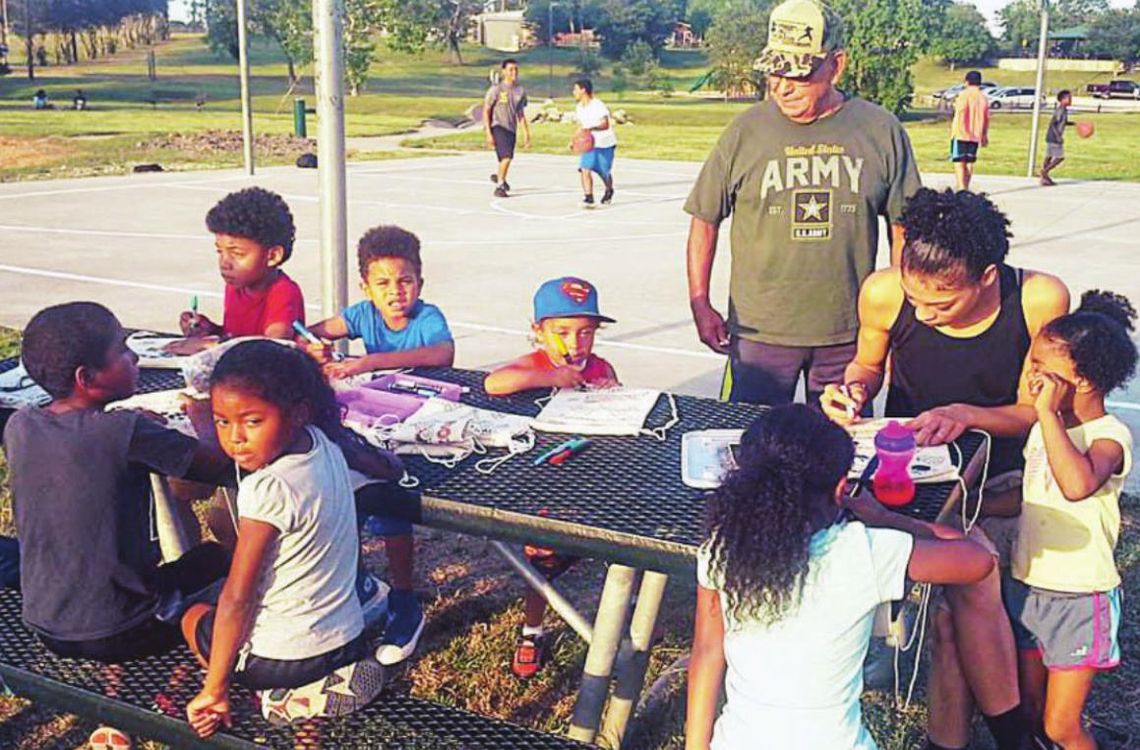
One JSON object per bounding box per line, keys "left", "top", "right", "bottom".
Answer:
{"left": 0, "top": 361, "right": 981, "bottom": 573}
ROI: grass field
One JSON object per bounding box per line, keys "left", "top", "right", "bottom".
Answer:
{"left": 4, "top": 34, "right": 1139, "bottom": 182}
{"left": 0, "top": 324, "right": 1139, "bottom": 749}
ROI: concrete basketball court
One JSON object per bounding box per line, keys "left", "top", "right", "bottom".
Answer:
{"left": 2, "top": 152, "right": 1139, "bottom": 485}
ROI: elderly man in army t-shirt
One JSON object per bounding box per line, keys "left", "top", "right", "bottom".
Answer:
{"left": 684, "top": 0, "right": 921, "bottom": 407}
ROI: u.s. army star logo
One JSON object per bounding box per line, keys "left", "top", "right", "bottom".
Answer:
{"left": 792, "top": 189, "right": 832, "bottom": 241}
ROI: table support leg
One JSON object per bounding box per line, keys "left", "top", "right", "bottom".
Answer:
{"left": 490, "top": 541, "right": 594, "bottom": 644}
{"left": 568, "top": 564, "right": 637, "bottom": 744}
{"left": 598, "top": 570, "right": 668, "bottom": 749}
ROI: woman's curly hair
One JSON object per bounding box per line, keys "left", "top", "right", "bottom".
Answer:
{"left": 703, "top": 405, "right": 854, "bottom": 624}
{"left": 1044, "top": 290, "right": 1138, "bottom": 394}
{"left": 900, "top": 188, "right": 1011, "bottom": 283}
{"left": 206, "top": 187, "right": 296, "bottom": 261}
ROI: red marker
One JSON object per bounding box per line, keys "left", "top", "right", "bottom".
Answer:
{"left": 549, "top": 438, "right": 591, "bottom": 465}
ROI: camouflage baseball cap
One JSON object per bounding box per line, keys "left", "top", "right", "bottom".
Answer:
{"left": 754, "top": 0, "right": 843, "bottom": 78}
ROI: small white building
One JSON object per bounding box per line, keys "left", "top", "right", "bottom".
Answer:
{"left": 474, "top": 10, "right": 528, "bottom": 53}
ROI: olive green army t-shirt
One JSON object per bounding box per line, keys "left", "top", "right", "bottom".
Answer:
{"left": 684, "top": 97, "right": 921, "bottom": 347}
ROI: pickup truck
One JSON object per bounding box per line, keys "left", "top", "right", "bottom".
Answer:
{"left": 1086, "top": 80, "right": 1140, "bottom": 99}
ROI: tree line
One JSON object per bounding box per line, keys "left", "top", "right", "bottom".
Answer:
{"left": 5, "top": 0, "right": 169, "bottom": 79}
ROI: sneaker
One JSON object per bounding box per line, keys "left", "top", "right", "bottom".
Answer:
{"left": 356, "top": 573, "right": 391, "bottom": 633}
{"left": 511, "top": 631, "right": 547, "bottom": 679}
{"left": 494, "top": 185, "right": 509, "bottom": 198}
{"left": 502, "top": 181, "right": 511, "bottom": 192}
{"left": 583, "top": 194, "right": 595, "bottom": 207}
{"left": 88, "top": 726, "right": 131, "bottom": 749}
{"left": 259, "top": 657, "right": 387, "bottom": 725}
{"left": 601, "top": 187, "right": 614, "bottom": 204}
{"left": 375, "top": 589, "right": 425, "bottom": 666}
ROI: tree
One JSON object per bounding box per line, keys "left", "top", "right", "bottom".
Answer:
{"left": 998, "top": 0, "right": 1038, "bottom": 56}
{"left": 686, "top": 0, "right": 771, "bottom": 39}
{"left": 705, "top": 4, "right": 768, "bottom": 97}
{"left": 594, "top": 0, "right": 680, "bottom": 59}
{"left": 930, "top": 2, "right": 994, "bottom": 68}
{"left": 830, "top": 0, "right": 941, "bottom": 115}
{"left": 1085, "top": 7, "right": 1140, "bottom": 64}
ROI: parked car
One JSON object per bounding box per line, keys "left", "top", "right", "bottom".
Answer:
{"left": 935, "top": 81, "right": 998, "bottom": 103}
{"left": 1090, "top": 80, "right": 1140, "bottom": 99}
{"left": 986, "top": 86, "right": 1043, "bottom": 109}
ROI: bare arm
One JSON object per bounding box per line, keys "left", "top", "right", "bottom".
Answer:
{"left": 889, "top": 223, "right": 906, "bottom": 267}
{"left": 484, "top": 357, "right": 584, "bottom": 395}
{"left": 820, "top": 269, "right": 901, "bottom": 423}
{"left": 685, "top": 586, "right": 726, "bottom": 750}
{"left": 186, "top": 519, "right": 277, "bottom": 736}
{"left": 687, "top": 216, "right": 729, "bottom": 354}
{"left": 324, "top": 342, "right": 456, "bottom": 379}
{"left": 262, "top": 321, "right": 294, "bottom": 340}
{"left": 1034, "top": 373, "right": 1125, "bottom": 501}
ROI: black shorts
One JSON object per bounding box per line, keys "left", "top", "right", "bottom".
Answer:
{"left": 194, "top": 610, "right": 368, "bottom": 691}
{"left": 950, "top": 139, "right": 979, "bottom": 163}
{"left": 492, "top": 125, "right": 517, "bottom": 161}
{"left": 37, "top": 543, "right": 230, "bottom": 663}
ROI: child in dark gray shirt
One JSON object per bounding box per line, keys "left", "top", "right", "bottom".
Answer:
{"left": 3, "top": 303, "right": 231, "bottom": 662}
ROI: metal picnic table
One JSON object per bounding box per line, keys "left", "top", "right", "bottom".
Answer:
{"left": 0, "top": 360, "right": 989, "bottom": 748}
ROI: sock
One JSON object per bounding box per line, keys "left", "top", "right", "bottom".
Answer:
{"left": 521, "top": 624, "right": 544, "bottom": 638}
{"left": 924, "top": 741, "right": 966, "bottom": 750}
{"left": 983, "top": 704, "right": 1032, "bottom": 750}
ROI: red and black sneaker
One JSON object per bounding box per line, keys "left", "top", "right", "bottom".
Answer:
{"left": 511, "top": 632, "right": 547, "bottom": 680}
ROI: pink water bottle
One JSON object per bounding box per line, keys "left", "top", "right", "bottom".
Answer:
{"left": 872, "top": 421, "right": 916, "bottom": 507}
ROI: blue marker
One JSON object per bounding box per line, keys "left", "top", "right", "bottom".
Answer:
{"left": 293, "top": 320, "right": 345, "bottom": 361}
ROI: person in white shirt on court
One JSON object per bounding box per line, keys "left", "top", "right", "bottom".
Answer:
{"left": 571, "top": 78, "right": 617, "bottom": 207}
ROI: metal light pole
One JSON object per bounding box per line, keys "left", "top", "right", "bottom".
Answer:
{"left": 548, "top": 1, "right": 560, "bottom": 98}
{"left": 235, "top": 0, "right": 255, "bottom": 175}
{"left": 312, "top": 0, "right": 349, "bottom": 323}
{"left": 1, "top": 0, "right": 10, "bottom": 66}
{"left": 1026, "top": 0, "right": 1050, "bottom": 178}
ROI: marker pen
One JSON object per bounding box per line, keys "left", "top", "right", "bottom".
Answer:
{"left": 293, "top": 320, "right": 345, "bottom": 361}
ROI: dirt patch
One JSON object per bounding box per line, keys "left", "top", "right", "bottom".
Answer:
{"left": 136, "top": 130, "right": 315, "bottom": 158}
{"left": 0, "top": 137, "right": 76, "bottom": 171}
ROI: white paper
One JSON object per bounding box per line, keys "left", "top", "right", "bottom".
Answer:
{"left": 0, "top": 364, "right": 51, "bottom": 409}
{"left": 846, "top": 419, "right": 959, "bottom": 483}
{"left": 126, "top": 332, "right": 214, "bottom": 370}
{"left": 530, "top": 386, "right": 661, "bottom": 436}
{"left": 107, "top": 389, "right": 198, "bottom": 437}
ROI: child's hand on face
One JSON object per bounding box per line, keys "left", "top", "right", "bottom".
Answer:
{"left": 548, "top": 366, "right": 586, "bottom": 390}
{"left": 1031, "top": 372, "right": 1072, "bottom": 416}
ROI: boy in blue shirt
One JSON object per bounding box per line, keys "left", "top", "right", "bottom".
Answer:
{"left": 305, "top": 225, "right": 454, "bottom": 666}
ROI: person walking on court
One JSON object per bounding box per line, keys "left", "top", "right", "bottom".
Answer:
{"left": 1040, "top": 90, "right": 1074, "bottom": 187}
{"left": 950, "top": 70, "right": 989, "bottom": 191}
{"left": 483, "top": 59, "right": 531, "bottom": 199}
{"left": 684, "top": 0, "right": 921, "bottom": 408}
{"left": 571, "top": 78, "right": 617, "bottom": 207}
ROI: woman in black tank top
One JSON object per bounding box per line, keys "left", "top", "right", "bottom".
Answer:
{"left": 887, "top": 265, "right": 1030, "bottom": 473}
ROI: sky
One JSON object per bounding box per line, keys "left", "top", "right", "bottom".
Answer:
{"left": 973, "top": 0, "right": 1135, "bottom": 33}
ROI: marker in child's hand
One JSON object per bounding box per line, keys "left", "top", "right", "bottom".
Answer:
{"left": 190, "top": 295, "right": 200, "bottom": 332}
{"left": 551, "top": 332, "right": 571, "bottom": 365}
{"left": 293, "top": 320, "right": 345, "bottom": 362}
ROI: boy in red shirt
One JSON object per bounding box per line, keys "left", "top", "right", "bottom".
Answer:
{"left": 485, "top": 277, "right": 617, "bottom": 678}
{"left": 180, "top": 187, "right": 304, "bottom": 339}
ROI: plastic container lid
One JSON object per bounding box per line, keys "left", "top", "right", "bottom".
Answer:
{"left": 873, "top": 420, "right": 916, "bottom": 453}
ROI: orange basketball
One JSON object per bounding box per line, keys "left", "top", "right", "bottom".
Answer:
{"left": 1076, "top": 121, "right": 1095, "bottom": 139}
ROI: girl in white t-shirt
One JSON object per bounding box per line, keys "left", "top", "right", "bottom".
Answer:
{"left": 686, "top": 405, "right": 996, "bottom": 750}
{"left": 182, "top": 341, "right": 386, "bottom": 737}
{"left": 1006, "top": 291, "right": 1136, "bottom": 750}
